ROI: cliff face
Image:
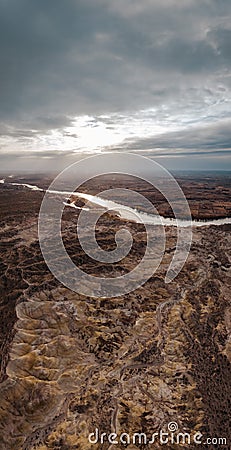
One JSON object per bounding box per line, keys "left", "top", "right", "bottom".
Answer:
{"left": 0, "top": 187, "right": 231, "bottom": 450}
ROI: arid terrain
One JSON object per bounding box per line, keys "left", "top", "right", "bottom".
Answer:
{"left": 0, "top": 173, "right": 230, "bottom": 449}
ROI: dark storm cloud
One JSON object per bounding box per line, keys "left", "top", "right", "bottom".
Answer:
{"left": 0, "top": 0, "right": 231, "bottom": 173}
{"left": 0, "top": 0, "right": 109, "bottom": 125}
{"left": 0, "top": 0, "right": 231, "bottom": 129}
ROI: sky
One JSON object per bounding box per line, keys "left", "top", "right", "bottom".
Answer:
{"left": 0, "top": 0, "right": 231, "bottom": 172}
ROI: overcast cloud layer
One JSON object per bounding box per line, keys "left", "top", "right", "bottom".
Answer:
{"left": 0, "top": 0, "right": 231, "bottom": 171}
